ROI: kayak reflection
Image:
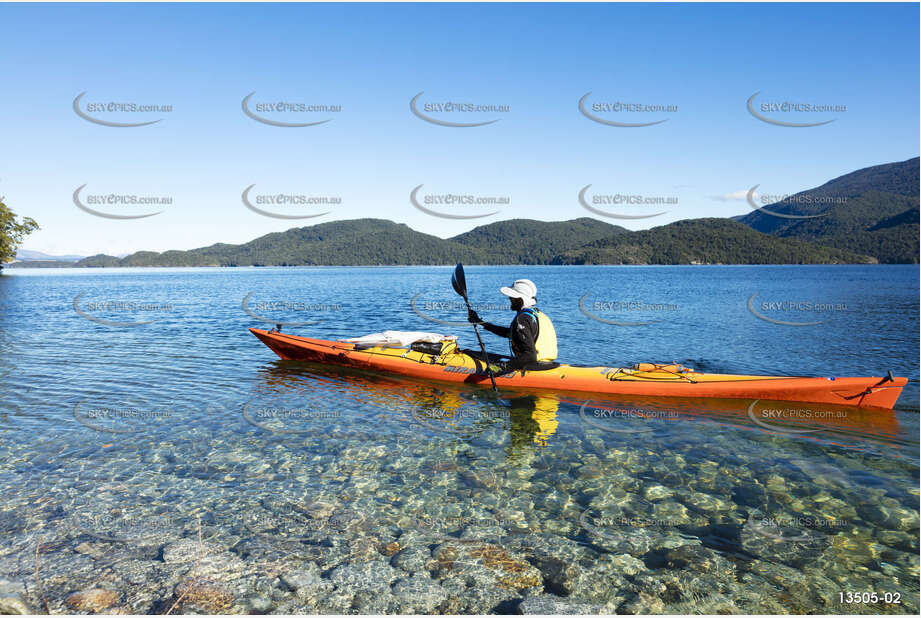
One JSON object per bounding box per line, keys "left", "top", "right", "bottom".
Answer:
{"left": 562, "top": 392, "right": 908, "bottom": 452}
{"left": 254, "top": 360, "right": 561, "bottom": 457}
{"left": 252, "top": 360, "right": 909, "bottom": 455}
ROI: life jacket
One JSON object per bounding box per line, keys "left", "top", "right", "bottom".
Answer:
{"left": 512, "top": 307, "right": 558, "bottom": 362}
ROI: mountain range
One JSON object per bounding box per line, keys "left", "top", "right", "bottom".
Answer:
{"left": 9, "top": 157, "right": 918, "bottom": 267}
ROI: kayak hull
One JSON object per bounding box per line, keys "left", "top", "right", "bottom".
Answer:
{"left": 249, "top": 328, "right": 907, "bottom": 410}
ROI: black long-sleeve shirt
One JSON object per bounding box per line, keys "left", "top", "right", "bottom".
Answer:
{"left": 481, "top": 311, "right": 540, "bottom": 369}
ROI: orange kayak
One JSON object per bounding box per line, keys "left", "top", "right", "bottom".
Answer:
{"left": 249, "top": 328, "right": 907, "bottom": 410}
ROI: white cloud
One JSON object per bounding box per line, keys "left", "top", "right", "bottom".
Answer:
{"left": 710, "top": 189, "right": 756, "bottom": 202}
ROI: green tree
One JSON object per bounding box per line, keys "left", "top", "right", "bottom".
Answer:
{"left": 0, "top": 199, "right": 39, "bottom": 272}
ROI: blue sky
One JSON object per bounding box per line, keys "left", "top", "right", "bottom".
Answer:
{"left": 1, "top": 2, "right": 918, "bottom": 256}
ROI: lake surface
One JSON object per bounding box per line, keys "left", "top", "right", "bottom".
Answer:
{"left": 0, "top": 265, "right": 918, "bottom": 614}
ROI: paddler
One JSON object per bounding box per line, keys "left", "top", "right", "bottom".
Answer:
{"left": 467, "top": 278, "right": 559, "bottom": 371}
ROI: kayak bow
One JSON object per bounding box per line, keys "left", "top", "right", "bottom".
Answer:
{"left": 249, "top": 328, "right": 907, "bottom": 410}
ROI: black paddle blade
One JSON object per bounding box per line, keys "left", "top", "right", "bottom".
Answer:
{"left": 451, "top": 263, "right": 467, "bottom": 298}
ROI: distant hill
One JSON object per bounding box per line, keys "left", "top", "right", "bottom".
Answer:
{"left": 75, "top": 254, "right": 122, "bottom": 267}
{"left": 552, "top": 219, "right": 876, "bottom": 265}
{"left": 450, "top": 218, "right": 627, "bottom": 264}
{"left": 15, "top": 249, "right": 84, "bottom": 262}
{"left": 73, "top": 217, "right": 875, "bottom": 268}
{"left": 77, "top": 219, "right": 483, "bottom": 267}
{"left": 73, "top": 218, "right": 630, "bottom": 267}
{"left": 735, "top": 157, "right": 919, "bottom": 263}
{"left": 6, "top": 259, "right": 78, "bottom": 268}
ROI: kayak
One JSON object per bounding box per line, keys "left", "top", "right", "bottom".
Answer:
{"left": 254, "top": 359, "right": 905, "bottom": 443}
{"left": 249, "top": 328, "right": 908, "bottom": 410}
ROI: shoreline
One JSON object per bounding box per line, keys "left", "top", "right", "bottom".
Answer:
{"left": 6, "top": 261, "right": 913, "bottom": 271}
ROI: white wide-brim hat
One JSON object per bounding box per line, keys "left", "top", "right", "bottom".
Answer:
{"left": 500, "top": 279, "right": 537, "bottom": 301}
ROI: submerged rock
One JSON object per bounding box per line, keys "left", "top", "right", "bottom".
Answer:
{"left": 607, "top": 553, "right": 647, "bottom": 576}
{"left": 618, "top": 590, "right": 666, "bottom": 614}
{"left": 391, "top": 545, "right": 433, "bottom": 573}
{"left": 64, "top": 588, "right": 120, "bottom": 612}
{"left": 561, "top": 555, "right": 636, "bottom": 607}
{"left": 580, "top": 520, "right": 659, "bottom": 556}
{"left": 653, "top": 500, "right": 690, "bottom": 525}
{"left": 643, "top": 485, "right": 674, "bottom": 501}
{"left": 0, "top": 580, "right": 30, "bottom": 615}
{"left": 465, "top": 544, "right": 543, "bottom": 589}
{"left": 162, "top": 538, "right": 223, "bottom": 563}
{"left": 244, "top": 595, "right": 274, "bottom": 614}
{"left": 280, "top": 562, "right": 325, "bottom": 593}
{"left": 110, "top": 559, "right": 161, "bottom": 586}
{"left": 379, "top": 541, "right": 401, "bottom": 557}
{"left": 73, "top": 542, "right": 107, "bottom": 558}
{"left": 857, "top": 503, "right": 919, "bottom": 532}
{"left": 518, "top": 593, "right": 606, "bottom": 614}
{"left": 161, "top": 537, "right": 246, "bottom": 581}
{"left": 329, "top": 559, "right": 400, "bottom": 593}
{"left": 172, "top": 579, "right": 234, "bottom": 613}
{"left": 349, "top": 588, "right": 399, "bottom": 614}
{"left": 390, "top": 574, "right": 449, "bottom": 613}
{"left": 438, "top": 574, "right": 520, "bottom": 614}
{"left": 876, "top": 529, "right": 917, "bottom": 553}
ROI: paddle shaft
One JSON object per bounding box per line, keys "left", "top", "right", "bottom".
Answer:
{"left": 460, "top": 294, "right": 498, "bottom": 391}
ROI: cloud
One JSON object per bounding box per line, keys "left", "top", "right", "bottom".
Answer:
{"left": 710, "top": 189, "right": 756, "bottom": 202}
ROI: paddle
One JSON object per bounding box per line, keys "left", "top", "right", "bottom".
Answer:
{"left": 452, "top": 263, "right": 499, "bottom": 392}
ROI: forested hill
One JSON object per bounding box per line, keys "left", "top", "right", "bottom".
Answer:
{"left": 552, "top": 219, "right": 875, "bottom": 265}
{"left": 449, "top": 218, "right": 627, "bottom": 264}
{"left": 73, "top": 218, "right": 623, "bottom": 266}
{"left": 78, "top": 220, "right": 482, "bottom": 267}
{"left": 735, "top": 157, "right": 919, "bottom": 263}
{"left": 64, "top": 217, "right": 876, "bottom": 267}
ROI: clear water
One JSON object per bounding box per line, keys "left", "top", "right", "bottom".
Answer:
{"left": 0, "top": 265, "right": 918, "bottom": 614}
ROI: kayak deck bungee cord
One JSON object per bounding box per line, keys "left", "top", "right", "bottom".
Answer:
{"left": 249, "top": 328, "right": 907, "bottom": 410}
